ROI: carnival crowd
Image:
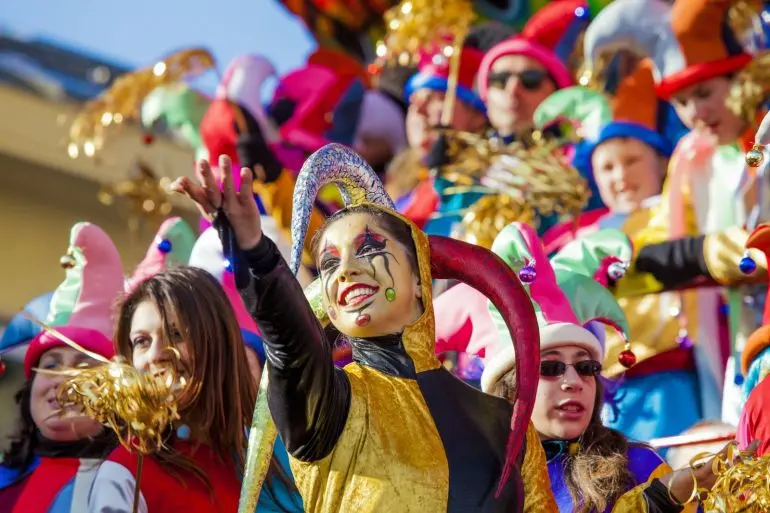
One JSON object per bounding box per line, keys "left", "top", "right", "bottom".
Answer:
{"left": 3, "top": 0, "right": 770, "bottom": 511}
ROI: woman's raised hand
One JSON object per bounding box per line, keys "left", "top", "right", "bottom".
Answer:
{"left": 171, "top": 155, "right": 263, "bottom": 250}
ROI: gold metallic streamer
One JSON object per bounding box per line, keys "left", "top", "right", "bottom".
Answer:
{"left": 700, "top": 443, "right": 770, "bottom": 512}
{"left": 68, "top": 48, "right": 215, "bottom": 157}
{"left": 375, "top": 0, "right": 476, "bottom": 66}
{"left": 439, "top": 130, "right": 590, "bottom": 246}
{"left": 374, "top": 0, "right": 475, "bottom": 125}
{"left": 98, "top": 161, "right": 173, "bottom": 234}
{"left": 238, "top": 366, "right": 277, "bottom": 513}
{"left": 23, "top": 314, "right": 192, "bottom": 456}
{"left": 727, "top": 50, "right": 770, "bottom": 123}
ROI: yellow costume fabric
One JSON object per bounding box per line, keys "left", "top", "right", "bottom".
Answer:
{"left": 610, "top": 461, "right": 696, "bottom": 513}
{"left": 522, "top": 423, "right": 559, "bottom": 512}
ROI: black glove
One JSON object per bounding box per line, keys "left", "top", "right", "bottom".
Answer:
{"left": 233, "top": 103, "right": 283, "bottom": 184}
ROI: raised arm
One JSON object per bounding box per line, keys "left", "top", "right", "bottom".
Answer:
{"left": 236, "top": 231, "right": 351, "bottom": 461}
{"left": 172, "top": 155, "right": 350, "bottom": 461}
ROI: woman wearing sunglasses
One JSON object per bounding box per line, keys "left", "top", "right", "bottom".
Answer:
{"left": 479, "top": 223, "right": 708, "bottom": 512}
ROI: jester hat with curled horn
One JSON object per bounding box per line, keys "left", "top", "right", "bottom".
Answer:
{"left": 239, "top": 144, "right": 541, "bottom": 510}
{"left": 482, "top": 223, "right": 634, "bottom": 393}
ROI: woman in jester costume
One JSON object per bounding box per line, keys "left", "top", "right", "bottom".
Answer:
{"left": 172, "top": 144, "right": 556, "bottom": 512}
{"left": 480, "top": 222, "right": 738, "bottom": 512}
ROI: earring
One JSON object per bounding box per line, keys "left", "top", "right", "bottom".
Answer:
{"left": 176, "top": 424, "right": 191, "bottom": 441}
{"left": 385, "top": 288, "right": 396, "bottom": 302}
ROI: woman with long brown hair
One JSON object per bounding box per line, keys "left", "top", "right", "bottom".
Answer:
{"left": 88, "top": 266, "right": 301, "bottom": 512}
{"left": 481, "top": 222, "right": 750, "bottom": 512}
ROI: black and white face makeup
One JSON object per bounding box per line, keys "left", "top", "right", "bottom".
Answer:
{"left": 317, "top": 212, "right": 423, "bottom": 338}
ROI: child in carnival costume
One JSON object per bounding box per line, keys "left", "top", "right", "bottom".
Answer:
{"left": 0, "top": 223, "right": 124, "bottom": 512}
{"left": 173, "top": 145, "right": 558, "bottom": 511}
{"left": 583, "top": 0, "right": 770, "bottom": 427}
{"left": 532, "top": 60, "right": 710, "bottom": 442}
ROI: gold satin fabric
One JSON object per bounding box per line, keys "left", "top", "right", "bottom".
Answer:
{"left": 289, "top": 363, "right": 450, "bottom": 513}
{"left": 610, "top": 461, "right": 697, "bottom": 513}
{"left": 522, "top": 423, "right": 559, "bottom": 512}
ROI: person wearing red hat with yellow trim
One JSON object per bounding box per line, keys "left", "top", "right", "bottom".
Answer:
{"left": 0, "top": 222, "right": 124, "bottom": 512}
{"left": 584, "top": 0, "right": 770, "bottom": 428}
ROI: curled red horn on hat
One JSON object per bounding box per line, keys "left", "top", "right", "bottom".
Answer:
{"left": 429, "top": 235, "right": 539, "bottom": 497}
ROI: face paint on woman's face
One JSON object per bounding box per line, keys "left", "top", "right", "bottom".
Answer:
{"left": 318, "top": 212, "right": 423, "bottom": 338}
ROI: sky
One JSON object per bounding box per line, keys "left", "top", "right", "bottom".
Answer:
{"left": 1, "top": 0, "right": 317, "bottom": 98}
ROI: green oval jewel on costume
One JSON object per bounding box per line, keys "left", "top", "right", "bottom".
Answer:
{"left": 385, "top": 287, "right": 396, "bottom": 302}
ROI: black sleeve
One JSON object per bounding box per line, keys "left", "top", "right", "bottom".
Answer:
{"left": 642, "top": 479, "right": 685, "bottom": 513}
{"left": 216, "top": 217, "right": 351, "bottom": 462}
{"left": 635, "top": 235, "right": 711, "bottom": 289}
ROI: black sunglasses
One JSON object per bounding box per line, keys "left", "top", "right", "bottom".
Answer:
{"left": 488, "top": 69, "right": 550, "bottom": 91}
{"left": 540, "top": 360, "right": 602, "bottom": 378}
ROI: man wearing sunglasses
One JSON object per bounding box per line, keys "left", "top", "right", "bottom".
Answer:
{"left": 476, "top": 1, "right": 582, "bottom": 143}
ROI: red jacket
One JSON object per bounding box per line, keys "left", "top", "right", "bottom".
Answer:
{"left": 89, "top": 442, "right": 241, "bottom": 512}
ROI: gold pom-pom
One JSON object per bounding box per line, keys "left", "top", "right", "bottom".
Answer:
{"left": 52, "top": 360, "right": 192, "bottom": 455}
{"left": 701, "top": 447, "right": 770, "bottom": 512}
{"left": 26, "top": 318, "right": 193, "bottom": 455}
{"left": 746, "top": 144, "right": 765, "bottom": 168}
{"left": 453, "top": 195, "right": 534, "bottom": 249}
{"left": 438, "top": 129, "right": 591, "bottom": 241}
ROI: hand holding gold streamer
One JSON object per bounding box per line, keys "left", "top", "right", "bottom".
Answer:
{"left": 699, "top": 441, "right": 770, "bottom": 512}
{"left": 438, "top": 131, "right": 591, "bottom": 247}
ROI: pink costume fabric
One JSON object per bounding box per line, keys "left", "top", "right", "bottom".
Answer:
{"left": 24, "top": 223, "right": 123, "bottom": 377}
{"left": 433, "top": 283, "right": 503, "bottom": 360}
{"left": 125, "top": 217, "right": 196, "bottom": 292}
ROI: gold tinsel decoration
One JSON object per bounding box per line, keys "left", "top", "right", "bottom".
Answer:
{"left": 451, "top": 194, "right": 535, "bottom": 249}
{"left": 68, "top": 48, "right": 215, "bottom": 156}
{"left": 375, "top": 0, "right": 476, "bottom": 66}
{"left": 26, "top": 318, "right": 192, "bottom": 455}
{"left": 700, "top": 443, "right": 770, "bottom": 512}
{"left": 55, "top": 360, "right": 189, "bottom": 455}
{"left": 727, "top": 51, "right": 770, "bottom": 123}
{"left": 439, "top": 130, "right": 590, "bottom": 247}
{"left": 98, "top": 161, "right": 173, "bottom": 232}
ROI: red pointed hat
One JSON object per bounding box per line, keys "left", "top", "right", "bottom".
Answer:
{"left": 477, "top": 0, "right": 587, "bottom": 100}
